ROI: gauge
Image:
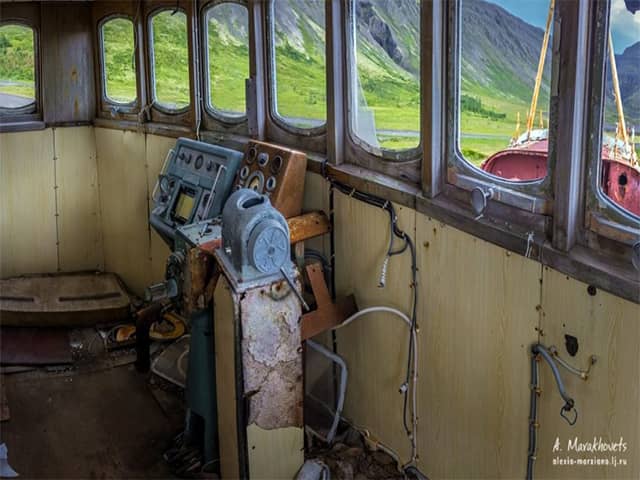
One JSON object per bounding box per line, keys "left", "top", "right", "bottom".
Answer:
{"left": 271, "top": 155, "right": 284, "bottom": 175}
{"left": 266, "top": 176, "right": 277, "bottom": 191}
{"left": 247, "top": 146, "right": 258, "bottom": 163}
{"left": 240, "top": 166, "right": 250, "bottom": 180}
{"left": 246, "top": 171, "right": 264, "bottom": 192}
{"left": 258, "top": 152, "right": 269, "bottom": 167}
{"left": 195, "top": 154, "right": 204, "bottom": 170}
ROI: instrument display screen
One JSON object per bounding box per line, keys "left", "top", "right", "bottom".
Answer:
{"left": 173, "top": 190, "right": 195, "bottom": 224}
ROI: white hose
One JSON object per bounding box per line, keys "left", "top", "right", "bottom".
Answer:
{"left": 331, "top": 306, "right": 418, "bottom": 467}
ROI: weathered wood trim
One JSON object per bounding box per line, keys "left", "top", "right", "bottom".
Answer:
{"left": 550, "top": 0, "right": 589, "bottom": 251}
{"left": 325, "top": 0, "right": 346, "bottom": 165}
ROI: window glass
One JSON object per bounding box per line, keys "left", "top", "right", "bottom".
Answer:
{"left": 350, "top": 0, "right": 420, "bottom": 151}
{"left": 597, "top": 0, "right": 639, "bottom": 217}
{"left": 0, "top": 24, "right": 35, "bottom": 110}
{"left": 101, "top": 18, "right": 136, "bottom": 104}
{"left": 458, "top": 0, "right": 553, "bottom": 181}
{"left": 206, "top": 3, "right": 249, "bottom": 117}
{"left": 150, "top": 10, "right": 190, "bottom": 110}
{"left": 272, "top": 0, "right": 326, "bottom": 129}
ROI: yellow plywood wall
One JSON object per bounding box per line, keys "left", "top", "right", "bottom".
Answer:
{"left": 95, "top": 128, "right": 150, "bottom": 294}
{"left": 417, "top": 216, "right": 540, "bottom": 478}
{"left": 0, "top": 127, "right": 103, "bottom": 278}
{"left": 55, "top": 127, "right": 102, "bottom": 272}
{"left": 304, "top": 172, "right": 639, "bottom": 480}
{"left": 535, "top": 267, "right": 639, "bottom": 480}
{"left": 145, "top": 134, "right": 175, "bottom": 284}
{"left": 0, "top": 129, "right": 57, "bottom": 277}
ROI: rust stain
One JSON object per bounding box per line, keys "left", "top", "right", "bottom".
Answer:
{"left": 73, "top": 97, "right": 79, "bottom": 117}
{"left": 70, "top": 67, "right": 78, "bottom": 84}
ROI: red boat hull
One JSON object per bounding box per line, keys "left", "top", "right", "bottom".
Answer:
{"left": 481, "top": 143, "right": 640, "bottom": 216}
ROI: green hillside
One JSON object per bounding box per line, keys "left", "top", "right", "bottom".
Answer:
{"left": 0, "top": 24, "right": 35, "bottom": 99}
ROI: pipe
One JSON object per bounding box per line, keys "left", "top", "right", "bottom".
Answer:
{"left": 306, "top": 339, "right": 348, "bottom": 445}
{"left": 532, "top": 344, "right": 574, "bottom": 409}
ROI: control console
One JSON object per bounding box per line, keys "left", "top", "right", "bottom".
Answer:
{"left": 150, "top": 138, "right": 243, "bottom": 247}
{"left": 234, "top": 140, "right": 307, "bottom": 218}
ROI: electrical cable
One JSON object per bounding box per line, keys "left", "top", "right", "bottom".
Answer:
{"left": 322, "top": 161, "right": 420, "bottom": 467}
{"left": 331, "top": 306, "right": 418, "bottom": 466}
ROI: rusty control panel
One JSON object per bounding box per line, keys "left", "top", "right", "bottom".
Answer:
{"left": 234, "top": 140, "right": 307, "bottom": 219}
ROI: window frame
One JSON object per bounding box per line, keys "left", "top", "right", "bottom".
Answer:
{"left": 97, "top": 14, "right": 140, "bottom": 116}
{"left": 143, "top": 2, "right": 197, "bottom": 128}
{"left": 263, "top": 0, "right": 327, "bottom": 154}
{"left": 440, "top": 0, "right": 560, "bottom": 218}
{"left": 581, "top": 0, "right": 640, "bottom": 249}
{"left": 199, "top": 0, "right": 250, "bottom": 135}
{"left": 0, "top": 19, "right": 41, "bottom": 124}
{"left": 342, "top": 0, "right": 423, "bottom": 186}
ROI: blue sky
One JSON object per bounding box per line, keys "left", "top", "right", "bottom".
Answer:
{"left": 489, "top": 0, "right": 639, "bottom": 53}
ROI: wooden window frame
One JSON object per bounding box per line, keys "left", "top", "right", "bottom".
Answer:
{"left": 262, "top": 0, "right": 327, "bottom": 154}
{"left": 199, "top": 0, "right": 250, "bottom": 136}
{"left": 0, "top": 9, "right": 42, "bottom": 128}
{"left": 142, "top": 1, "right": 198, "bottom": 128}
{"left": 340, "top": 0, "right": 422, "bottom": 185}
{"left": 94, "top": 12, "right": 142, "bottom": 122}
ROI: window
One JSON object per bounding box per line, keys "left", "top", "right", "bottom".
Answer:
{"left": 349, "top": 0, "right": 420, "bottom": 152}
{"left": 595, "top": 0, "right": 639, "bottom": 219}
{"left": 457, "top": 0, "right": 554, "bottom": 181}
{"left": 270, "top": 0, "right": 326, "bottom": 130}
{"left": 205, "top": 2, "right": 250, "bottom": 119}
{"left": 0, "top": 23, "right": 36, "bottom": 112}
{"left": 100, "top": 17, "right": 136, "bottom": 104}
{"left": 149, "top": 10, "right": 190, "bottom": 111}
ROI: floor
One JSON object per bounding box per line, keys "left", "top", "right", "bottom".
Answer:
{"left": 0, "top": 362, "right": 184, "bottom": 479}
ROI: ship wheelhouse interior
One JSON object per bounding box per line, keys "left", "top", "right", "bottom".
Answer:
{"left": 0, "top": 1, "right": 638, "bottom": 479}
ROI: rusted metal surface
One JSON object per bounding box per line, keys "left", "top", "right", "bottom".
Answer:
{"left": 288, "top": 211, "right": 331, "bottom": 243}
{"left": 182, "top": 247, "right": 218, "bottom": 316}
{"left": 240, "top": 278, "right": 303, "bottom": 429}
{"left": 301, "top": 263, "right": 357, "bottom": 341}
{"left": 601, "top": 159, "right": 640, "bottom": 217}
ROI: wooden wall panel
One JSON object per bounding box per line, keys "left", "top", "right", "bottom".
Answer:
{"left": 145, "top": 134, "right": 176, "bottom": 284}
{"left": 55, "top": 127, "right": 103, "bottom": 272}
{"left": 95, "top": 128, "right": 150, "bottom": 294}
{"left": 0, "top": 130, "right": 57, "bottom": 278}
{"left": 417, "top": 217, "right": 540, "bottom": 478}
{"left": 535, "top": 267, "right": 640, "bottom": 479}
{"left": 333, "top": 191, "right": 417, "bottom": 462}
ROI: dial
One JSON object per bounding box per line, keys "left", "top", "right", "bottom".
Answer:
{"left": 266, "top": 176, "right": 277, "bottom": 192}
{"left": 240, "top": 166, "right": 250, "bottom": 179}
{"left": 258, "top": 152, "right": 269, "bottom": 168}
{"left": 195, "top": 154, "right": 204, "bottom": 170}
{"left": 271, "top": 155, "right": 284, "bottom": 175}
{"left": 247, "top": 146, "right": 258, "bottom": 163}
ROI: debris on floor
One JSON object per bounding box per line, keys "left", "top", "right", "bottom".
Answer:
{"left": 306, "top": 426, "right": 404, "bottom": 480}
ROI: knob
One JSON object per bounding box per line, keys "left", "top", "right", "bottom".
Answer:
{"left": 470, "top": 187, "right": 494, "bottom": 220}
{"left": 206, "top": 159, "right": 213, "bottom": 171}
{"left": 195, "top": 154, "right": 204, "bottom": 170}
